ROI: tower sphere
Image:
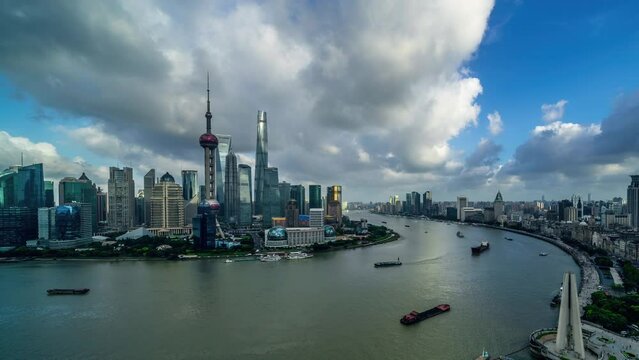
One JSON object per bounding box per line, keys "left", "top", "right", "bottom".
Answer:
{"left": 199, "top": 133, "right": 218, "bottom": 148}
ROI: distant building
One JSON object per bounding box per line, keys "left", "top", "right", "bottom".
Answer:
{"left": 456, "top": 196, "right": 468, "bottom": 220}
{"left": 238, "top": 164, "right": 252, "bottom": 226}
{"left": 224, "top": 150, "right": 239, "bottom": 224}
{"left": 327, "top": 185, "right": 342, "bottom": 225}
{"left": 262, "top": 167, "right": 280, "bottom": 227}
{"left": 309, "top": 185, "right": 322, "bottom": 209}
{"left": 271, "top": 217, "right": 286, "bottom": 227}
{"left": 254, "top": 111, "right": 268, "bottom": 216}
{"left": 0, "top": 163, "right": 44, "bottom": 247}
{"left": 422, "top": 191, "right": 432, "bottom": 216}
{"left": 38, "top": 207, "right": 56, "bottom": 240}
{"left": 215, "top": 134, "right": 232, "bottom": 208}
{"left": 563, "top": 206, "right": 578, "bottom": 222}
{"left": 493, "top": 190, "right": 504, "bottom": 219}
{"left": 135, "top": 190, "right": 145, "bottom": 226}
{"left": 143, "top": 169, "right": 156, "bottom": 226}
{"left": 96, "top": 187, "right": 107, "bottom": 224}
{"left": 192, "top": 193, "right": 220, "bottom": 249}
{"left": 264, "top": 226, "right": 329, "bottom": 248}
{"left": 181, "top": 170, "right": 198, "bottom": 201}
{"left": 628, "top": 175, "right": 639, "bottom": 229}
{"left": 285, "top": 199, "right": 300, "bottom": 227}
{"left": 291, "top": 185, "right": 306, "bottom": 215}
{"left": 309, "top": 208, "right": 324, "bottom": 228}
{"left": 107, "top": 166, "right": 135, "bottom": 231}
{"left": 278, "top": 181, "right": 291, "bottom": 216}
{"left": 150, "top": 172, "right": 184, "bottom": 228}
{"left": 59, "top": 173, "right": 97, "bottom": 232}
{"left": 44, "top": 180, "right": 54, "bottom": 207}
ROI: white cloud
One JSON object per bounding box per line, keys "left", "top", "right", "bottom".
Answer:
{"left": 541, "top": 99, "right": 568, "bottom": 122}
{"left": 487, "top": 111, "right": 503, "bottom": 135}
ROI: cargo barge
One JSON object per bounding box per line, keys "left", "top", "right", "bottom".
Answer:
{"left": 471, "top": 241, "right": 489, "bottom": 255}
{"left": 374, "top": 258, "right": 402, "bottom": 268}
{"left": 400, "top": 304, "right": 450, "bottom": 325}
{"left": 47, "top": 288, "right": 90, "bottom": 295}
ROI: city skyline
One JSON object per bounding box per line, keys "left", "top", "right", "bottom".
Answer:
{"left": 2, "top": 1, "right": 639, "bottom": 202}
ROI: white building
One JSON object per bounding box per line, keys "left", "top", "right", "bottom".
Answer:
{"left": 264, "top": 226, "right": 327, "bottom": 248}
{"left": 309, "top": 208, "right": 324, "bottom": 228}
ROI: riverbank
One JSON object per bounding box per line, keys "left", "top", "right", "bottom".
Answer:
{"left": 310, "top": 231, "right": 400, "bottom": 253}
{"left": 478, "top": 223, "right": 600, "bottom": 314}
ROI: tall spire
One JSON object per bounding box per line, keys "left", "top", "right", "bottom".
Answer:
{"left": 205, "top": 72, "right": 212, "bottom": 133}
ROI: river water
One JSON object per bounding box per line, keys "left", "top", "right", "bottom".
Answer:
{"left": 0, "top": 211, "right": 579, "bottom": 359}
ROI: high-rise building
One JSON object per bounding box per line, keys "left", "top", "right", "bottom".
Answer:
{"left": 143, "top": 169, "right": 155, "bottom": 226}
{"left": 411, "top": 191, "right": 421, "bottom": 214}
{"left": 55, "top": 203, "right": 92, "bottom": 241}
{"left": 422, "top": 191, "right": 432, "bottom": 216}
{"left": 96, "top": 187, "right": 107, "bottom": 225}
{"left": 326, "top": 185, "right": 342, "bottom": 225}
{"left": 215, "top": 134, "right": 232, "bottom": 207}
{"left": 628, "top": 175, "right": 639, "bottom": 229}
{"left": 224, "top": 150, "right": 239, "bottom": 224}
{"left": 198, "top": 74, "right": 220, "bottom": 205}
{"left": 238, "top": 164, "right": 252, "bottom": 226}
{"left": 0, "top": 163, "right": 44, "bottom": 209}
{"left": 285, "top": 199, "right": 299, "bottom": 227}
{"left": 278, "top": 181, "right": 291, "bottom": 215}
{"left": 193, "top": 185, "right": 220, "bottom": 249}
{"left": 291, "top": 185, "right": 306, "bottom": 215}
{"left": 38, "top": 207, "right": 56, "bottom": 240}
{"left": 262, "top": 167, "right": 280, "bottom": 227}
{"left": 0, "top": 163, "right": 44, "bottom": 246}
{"left": 493, "top": 190, "right": 504, "bottom": 219}
{"left": 44, "top": 180, "right": 54, "bottom": 207}
{"left": 59, "top": 173, "right": 97, "bottom": 232}
{"left": 150, "top": 172, "right": 184, "bottom": 229}
{"left": 135, "top": 190, "right": 145, "bottom": 226}
{"left": 309, "top": 185, "right": 322, "bottom": 209}
{"left": 107, "top": 166, "right": 135, "bottom": 231}
{"left": 456, "top": 196, "right": 468, "bottom": 220}
{"left": 309, "top": 208, "right": 324, "bottom": 228}
{"left": 181, "top": 170, "right": 198, "bottom": 201}
{"left": 254, "top": 110, "right": 268, "bottom": 215}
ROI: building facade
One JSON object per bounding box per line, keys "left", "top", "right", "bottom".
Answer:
{"left": 181, "top": 170, "right": 198, "bottom": 201}
{"left": 224, "top": 150, "right": 239, "bottom": 224}
{"left": 215, "top": 134, "right": 232, "bottom": 207}
{"left": 150, "top": 172, "right": 184, "bottom": 229}
{"left": 107, "top": 166, "right": 135, "bottom": 231}
{"left": 254, "top": 110, "right": 268, "bottom": 215}
{"left": 143, "top": 169, "right": 156, "bottom": 226}
{"left": 628, "top": 175, "right": 639, "bottom": 229}
{"left": 58, "top": 173, "right": 97, "bottom": 231}
{"left": 38, "top": 207, "right": 56, "bottom": 240}
{"left": 309, "top": 185, "right": 322, "bottom": 209}
{"left": 262, "top": 167, "right": 280, "bottom": 227}
{"left": 291, "top": 185, "right": 306, "bottom": 215}
{"left": 456, "top": 196, "right": 468, "bottom": 220}
{"left": 44, "top": 180, "right": 54, "bottom": 207}
{"left": 238, "top": 164, "right": 253, "bottom": 226}
{"left": 0, "top": 163, "right": 44, "bottom": 247}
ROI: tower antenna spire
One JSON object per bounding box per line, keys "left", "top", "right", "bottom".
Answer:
{"left": 205, "top": 71, "right": 212, "bottom": 133}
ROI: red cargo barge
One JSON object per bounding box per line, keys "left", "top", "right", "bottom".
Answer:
{"left": 400, "top": 304, "right": 450, "bottom": 325}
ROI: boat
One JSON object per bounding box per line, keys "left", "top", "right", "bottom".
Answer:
{"left": 374, "top": 258, "right": 402, "bottom": 268}
{"left": 456, "top": 231, "right": 464, "bottom": 238}
{"left": 178, "top": 254, "right": 199, "bottom": 260}
{"left": 539, "top": 252, "right": 548, "bottom": 256}
{"left": 550, "top": 293, "right": 561, "bottom": 307}
{"left": 404, "top": 225, "right": 410, "bottom": 227}
{"left": 47, "top": 288, "right": 90, "bottom": 295}
{"left": 475, "top": 349, "right": 490, "bottom": 360}
{"left": 424, "top": 231, "right": 428, "bottom": 234}
{"left": 471, "top": 241, "right": 489, "bottom": 255}
{"left": 400, "top": 304, "right": 450, "bottom": 325}
{"left": 260, "top": 254, "right": 282, "bottom": 262}
{"left": 504, "top": 237, "right": 513, "bottom": 241}
{"left": 224, "top": 259, "right": 234, "bottom": 263}
{"left": 381, "top": 221, "right": 387, "bottom": 224}
{"left": 286, "top": 251, "right": 313, "bottom": 260}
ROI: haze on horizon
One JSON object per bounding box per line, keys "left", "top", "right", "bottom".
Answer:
{"left": 1, "top": 0, "right": 639, "bottom": 202}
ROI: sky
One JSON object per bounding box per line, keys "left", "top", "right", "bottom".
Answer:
{"left": 1, "top": 0, "right": 639, "bottom": 203}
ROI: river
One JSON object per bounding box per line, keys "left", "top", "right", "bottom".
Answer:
{"left": 0, "top": 210, "right": 579, "bottom": 359}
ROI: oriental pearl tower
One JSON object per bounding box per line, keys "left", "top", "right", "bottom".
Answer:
{"left": 199, "top": 74, "right": 221, "bottom": 215}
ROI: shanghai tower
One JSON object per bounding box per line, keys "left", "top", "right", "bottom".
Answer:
{"left": 254, "top": 110, "right": 268, "bottom": 215}
{"left": 198, "top": 74, "right": 219, "bottom": 203}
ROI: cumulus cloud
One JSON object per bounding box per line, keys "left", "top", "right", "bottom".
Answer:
{"left": 0, "top": 130, "right": 107, "bottom": 184}
{"left": 487, "top": 111, "right": 503, "bottom": 135}
{"left": 0, "top": 0, "right": 495, "bottom": 201}
{"left": 500, "top": 92, "right": 639, "bottom": 198}
{"left": 541, "top": 99, "right": 568, "bottom": 122}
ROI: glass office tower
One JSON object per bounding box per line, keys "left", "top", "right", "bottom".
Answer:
{"left": 238, "top": 164, "right": 252, "bottom": 226}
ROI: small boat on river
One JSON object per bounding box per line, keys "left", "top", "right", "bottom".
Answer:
{"left": 47, "top": 288, "right": 90, "bottom": 295}
{"left": 374, "top": 258, "right": 402, "bottom": 268}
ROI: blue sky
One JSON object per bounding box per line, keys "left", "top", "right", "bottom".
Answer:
{"left": 1, "top": 0, "right": 639, "bottom": 202}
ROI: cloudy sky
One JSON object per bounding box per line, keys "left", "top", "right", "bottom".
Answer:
{"left": 1, "top": 0, "right": 639, "bottom": 202}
